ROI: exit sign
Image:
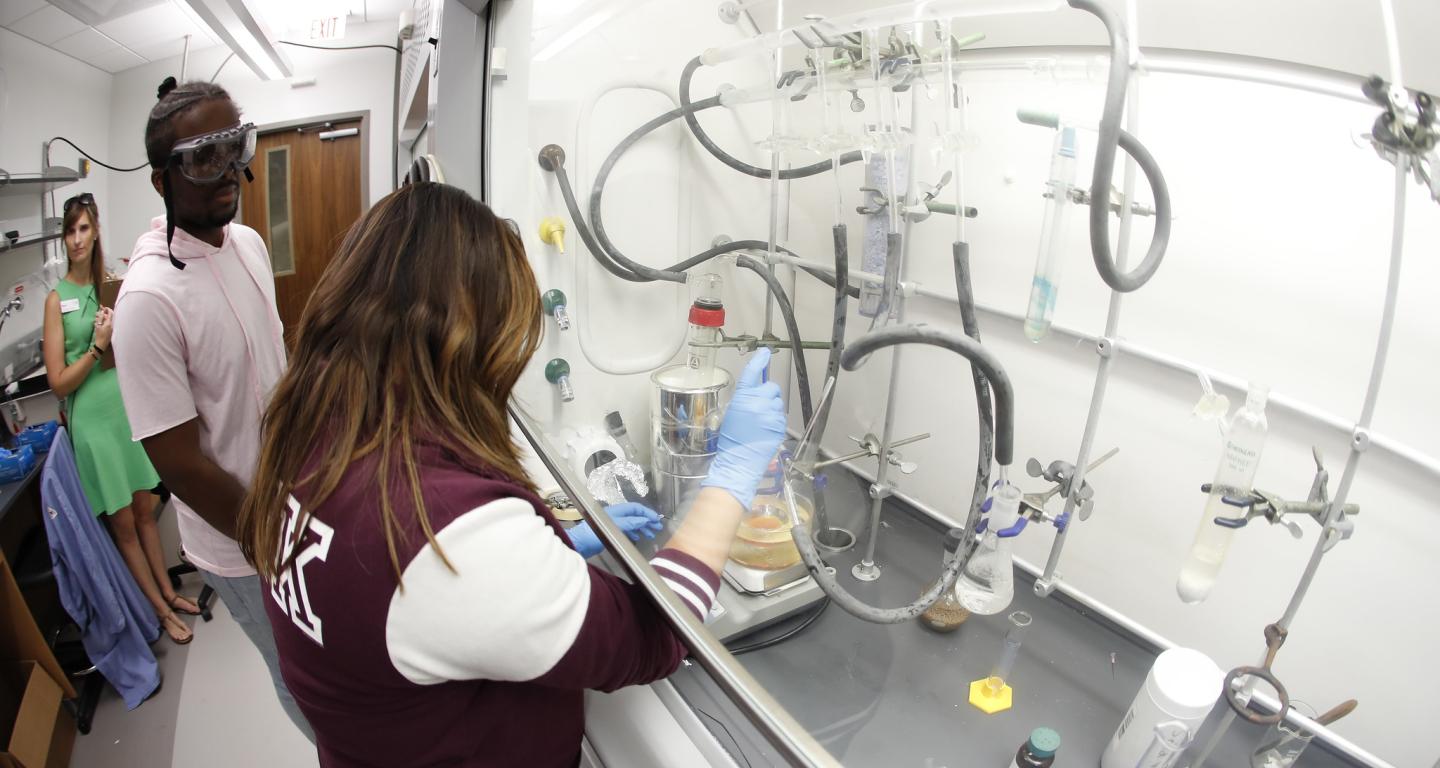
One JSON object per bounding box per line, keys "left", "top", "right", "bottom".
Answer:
{"left": 308, "top": 14, "right": 346, "bottom": 40}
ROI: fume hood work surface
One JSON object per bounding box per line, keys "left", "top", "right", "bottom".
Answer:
{"left": 662, "top": 468, "right": 1359, "bottom": 768}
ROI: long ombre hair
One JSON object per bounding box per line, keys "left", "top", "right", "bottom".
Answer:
{"left": 239, "top": 182, "right": 542, "bottom": 583}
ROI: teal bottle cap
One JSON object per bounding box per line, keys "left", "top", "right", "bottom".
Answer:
{"left": 1028, "top": 727, "right": 1061, "bottom": 758}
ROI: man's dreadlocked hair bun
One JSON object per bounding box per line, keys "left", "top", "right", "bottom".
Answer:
{"left": 144, "top": 79, "right": 235, "bottom": 170}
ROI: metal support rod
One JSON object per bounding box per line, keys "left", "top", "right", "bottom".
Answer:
{"left": 853, "top": 37, "right": 925, "bottom": 582}
{"left": 1278, "top": 175, "right": 1403, "bottom": 629}
{"left": 1035, "top": 51, "right": 1143, "bottom": 597}
{"left": 181, "top": 34, "right": 191, "bottom": 81}
{"left": 814, "top": 432, "right": 930, "bottom": 469}
{"left": 1192, "top": 153, "right": 1410, "bottom": 768}
{"left": 690, "top": 336, "right": 833, "bottom": 350}
{"left": 767, "top": 250, "right": 886, "bottom": 286}
{"left": 763, "top": 0, "right": 785, "bottom": 339}
{"left": 854, "top": 347, "right": 904, "bottom": 580}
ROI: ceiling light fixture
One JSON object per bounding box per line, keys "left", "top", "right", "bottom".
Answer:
{"left": 181, "top": 0, "right": 292, "bottom": 80}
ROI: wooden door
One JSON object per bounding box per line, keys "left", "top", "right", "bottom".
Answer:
{"left": 239, "top": 120, "right": 363, "bottom": 349}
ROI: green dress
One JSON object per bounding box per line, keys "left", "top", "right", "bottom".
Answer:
{"left": 55, "top": 278, "right": 160, "bottom": 516}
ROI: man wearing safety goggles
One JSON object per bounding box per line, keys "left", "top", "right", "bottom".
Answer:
{"left": 111, "top": 78, "right": 312, "bottom": 743}
{"left": 155, "top": 113, "right": 257, "bottom": 267}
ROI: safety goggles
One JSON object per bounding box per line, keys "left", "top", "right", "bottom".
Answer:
{"left": 168, "top": 122, "right": 257, "bottom": 184}
{"left": 62, "top": 192, "right": 94, "bottom": 213}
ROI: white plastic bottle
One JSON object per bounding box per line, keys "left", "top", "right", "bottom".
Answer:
{"left": 1176, "top": 384, "right": 1269, "bottom": 604}
{"left": 1101, "top": 648, "right": 1224, "bottom": 768}
{"left": 956, "top": 484, "right": 1023, "bottom": 615}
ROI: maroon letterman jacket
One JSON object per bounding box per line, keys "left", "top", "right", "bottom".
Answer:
{"left": 262, "top": 440, "right": 720, "bottom": 767}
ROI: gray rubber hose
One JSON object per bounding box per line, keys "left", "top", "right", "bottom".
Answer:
{"left": 679, "top": 57, "right": 865, "bottom": 180}
{"left": 952, "top": 241, "right": 995, "bottom": 563}
{"left": 842, "top": 327, "right": 1014, "bottom": 466}
{"left": 1068, "top": 0, "right": 1173, "bottom": 293}
{"left": 788, "top": 324, "right": 1016, "bottom": 624}
{"left": 735, "top": 254, "right": 814, "bottom": 425}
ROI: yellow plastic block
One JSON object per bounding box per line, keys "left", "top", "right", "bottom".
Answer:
{"left": 969, "top": 676, "right": 1013, "bottom": 714}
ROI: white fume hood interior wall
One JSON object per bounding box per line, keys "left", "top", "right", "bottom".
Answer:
{"left": 494, "top": 2, "right": 1438, "bottom": 765}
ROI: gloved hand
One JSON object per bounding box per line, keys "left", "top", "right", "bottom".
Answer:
{"left": 700, "top": 348, "right": 788, "bottom": 510}
{"left": 567, "top": 502, "right": 666, "bottom": 558}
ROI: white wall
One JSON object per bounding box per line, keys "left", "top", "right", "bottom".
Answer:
{"left": 105, "top": 20, "right": 399, "bottom": 262}
{"left": 496, "top": 2, "right": 1440, "bottom": 766}
{"left": 0, "top": 27, "right": 115, "bottom": 353}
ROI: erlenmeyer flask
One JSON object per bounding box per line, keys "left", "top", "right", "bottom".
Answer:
{"left": 919, "top": 528, "right": 970, "bottom": 633}
{"left": 955, "top": 485, "right": 1022, "bottom": 615}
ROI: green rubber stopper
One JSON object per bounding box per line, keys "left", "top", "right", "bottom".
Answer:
{"left": 544, "top": 358, "right": 570, "bottom": 384}
{"left": 1016, "top": 108, "right": 1061, "bottom": 128}
{"left": 542, "top": 289, "right": 567, "bottom": 314}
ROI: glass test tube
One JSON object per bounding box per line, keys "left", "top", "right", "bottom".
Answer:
{"left": 985, "top": 610, "right": 1033, "bottom": 696}
{"left": 1023, "top": 126, "right": 1077, "bottom": 343}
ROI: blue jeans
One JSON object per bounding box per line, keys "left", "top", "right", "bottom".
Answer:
{"left": 202, "top": 571, "right": 316, "bottom": 742}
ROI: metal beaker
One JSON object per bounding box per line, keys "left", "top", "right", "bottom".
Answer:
{"left": 651, "top": 364, "right": 730, "bottom": 518}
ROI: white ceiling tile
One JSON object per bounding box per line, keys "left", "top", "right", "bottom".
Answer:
{"left": 47, "top": 0, "right": 168, "bottom": 26}
{"left": 165, "top": 0, "right": 220, "bottom": 46}
{"left": 130, "top": 37, "right": 187, "bottom": 61}
{"left": 81, "top": 45, "right": 145, "bottom": 72}
{"left": 0, "top": 0, "right": 48, "bottom": 27}
{"left": 7, "top": 4, "right": 85, "bottom": 44}
{"left": 49, "top": 26, "right": 120, "bottom": 58}
{"left": 345, "top": 0, "right": 410, "bottom": 23}
{"left": 95, "top": 2, "right": 204, "bottom": 50}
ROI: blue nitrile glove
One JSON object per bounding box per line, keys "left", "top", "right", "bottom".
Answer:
{"left": 567, "top": 502, "right": 666, "bottom": 558}
{"left": 700, "top": 348, "right": 788, "bottom": 510}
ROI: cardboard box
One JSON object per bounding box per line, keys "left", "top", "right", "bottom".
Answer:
{"left": 0, "top": 661, "right": 74, "bottom": 768}
{"left": 0, "top": 551, "right": 71, "bottom": 699}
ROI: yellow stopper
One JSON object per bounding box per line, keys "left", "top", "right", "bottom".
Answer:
{"left": 968, "top": 676, "right": 1013, "bottom": 714}
{"left": 539, "top": 217, "right": 567, "bottom": 253}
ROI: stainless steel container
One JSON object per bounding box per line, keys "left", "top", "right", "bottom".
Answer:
{"left": 651, "top": 364, "right": 731, "bottom": 518}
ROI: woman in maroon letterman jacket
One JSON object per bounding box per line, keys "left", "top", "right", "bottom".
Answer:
{"left": 236, "top": 182, "right": 789, "bottom": 767}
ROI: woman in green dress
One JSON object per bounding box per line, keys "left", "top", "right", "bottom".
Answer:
{"left": 42, "top": 194, "right": 198, "bottom": 645}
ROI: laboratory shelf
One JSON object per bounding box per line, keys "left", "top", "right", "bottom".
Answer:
{"left": 665, "top": 467, "right": 1360, "bottom": 768}
{"left": 0, "top": 169, "right": 82, "bottom": 198}
{"left": 0, "top": 231, "right": 60, "bottom": 253}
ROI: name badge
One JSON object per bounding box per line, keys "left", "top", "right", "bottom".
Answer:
{"left": 59, "top": 298, "right": 80, "bottom": 314}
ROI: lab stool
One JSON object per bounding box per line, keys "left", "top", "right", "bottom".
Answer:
{"left": 13, "top": 526, "right": 106, "bottom": 735}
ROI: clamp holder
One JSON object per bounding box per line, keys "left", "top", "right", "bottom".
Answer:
{"left": 813, "top": 432, "right": 930, "bottom": 475}
{"left": 1205, "top": 448, "right": 1359, "bottom": 551}
{"left": 1019, "top": 446, "right": 1120, "bottom": 527}
{"left": 1362, "top": 75, "right": 1440, "bottom": 202}
{"left": 1048, "top": 185, "right": 1156, "bottom": 217}
{"left": 1223, "top": 623, "right": 1291, "bottom": 726}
